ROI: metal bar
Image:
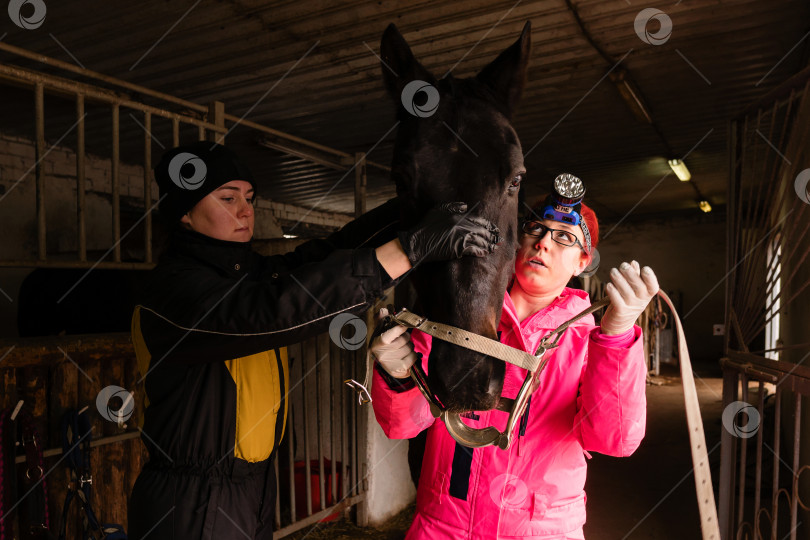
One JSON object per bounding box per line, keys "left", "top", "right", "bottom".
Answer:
{"left": 76, "top": 94, "right": 87, "bottom": 262}
{"left": 752, "top": 381, "right": 764, "bottom": 531}
{"left": 355, "top": 345, "right": 369, "bottom": 526}
{"left": 287, "top": 369, "right": 296, "bottom": 524}
{"left": 35, "top": 82, "right": 46, "bottom": 261}
{"left": 172, "top": 118, "right": 180, "bottom": 147}
{"left": 726, "top": 352, "right": 810, "bottom": 381}
{"left": 349, "top": 346, "right": 357, "bottom": 498}
{"left": 718, "top": 367, "right": 738, "bottom": 539}
{"left": 341, "top": 346, "right": 349, "bottom": 501}
{"left": 227, "top": 115, "right": 390, "bottom": 173}
{"left": 271, "top": 494, "right": 365, "bottom": 539}
{"left": 144, "top": 112, "right": 153, "bottom": 263}
{"left": 14, "top": 431, "right": 141, "bottom": 463}
{"left": 330, "top": 341, "right": 338, "bottom": 511}
{"left": 771, "top": 388, "right": 782, "bottom": 540}
{"left": 0, "top": 65, "right": 222, "bottom": 131}
{"left": 736, "top": 375, "right": 749, "bottom": 530}
{"left": 0, "top": 43, "right": 389, "bottom": 173}
{"left": 0, "top": 41, "right": 208, "bottom": 113}
{"left": 790, "top": 394, "right": 801, "bottom": 540}
{"left": 316, "top": 336, "right": 326, "bottom": 511}
{"left": 735, "top": 62, "right": 810, "bottom": 121}
{"left": 208, "top": 101, "right": 225, "bottom": 145}
{"left": 725, "top": 119, "right": 738, "bottom": 356}
{"left": 112, "top": 104, "right": 121, "bottom": 262}
{"left": 302, "top": 338, "right": 313, "bottom": 517}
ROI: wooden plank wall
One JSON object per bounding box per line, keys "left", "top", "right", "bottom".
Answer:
{"left": 0, "top": 334, "right": 147, "bottom": 537}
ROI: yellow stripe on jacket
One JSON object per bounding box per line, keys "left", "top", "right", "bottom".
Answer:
{"left": 225, "top": 348, "right": 289, "bottom": 462}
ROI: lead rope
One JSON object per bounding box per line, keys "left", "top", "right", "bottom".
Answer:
{"left": 658, "top": 291, "right": 720, "bottom": 540}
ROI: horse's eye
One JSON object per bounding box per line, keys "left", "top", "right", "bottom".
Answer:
{"left": 510, "top": 174, "right": 523, "bottom": 188}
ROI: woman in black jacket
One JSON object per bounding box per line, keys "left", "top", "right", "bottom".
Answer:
{"left": 128, "top": 142, "right": 500, "bottom": 540}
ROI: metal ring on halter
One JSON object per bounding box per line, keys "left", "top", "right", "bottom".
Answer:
{"left": 26, "top": 465, "right": 44, "bottom": 480}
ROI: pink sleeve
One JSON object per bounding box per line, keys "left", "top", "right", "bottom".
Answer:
{"left": 591, "top": 327, "right": 635, "bottom": 348}
{"left": 574, "top": 325, "right": 647, "bottom": 457}
{"left": 370, "top": 330, "right": 435, "bottom": 439}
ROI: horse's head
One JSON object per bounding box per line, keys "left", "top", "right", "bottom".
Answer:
{"left": 381, "top": 23, "right": 531, "bottom": 412}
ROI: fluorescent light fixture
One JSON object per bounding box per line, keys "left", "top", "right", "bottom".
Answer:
{"left": 283, "top": 234, "right": 298, "bottom": 239}
{"left": 610, "top": 70, "right": 653, "bottom": 124}
{"left": 699, "top": 200, "right": 712, "bottom": 213}
{"left": 668, "top": 159, "right": 691, "bottom": 181}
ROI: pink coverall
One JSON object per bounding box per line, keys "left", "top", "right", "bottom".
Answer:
{"left": 371, "top": 288, "right": 647, "bottom": 539}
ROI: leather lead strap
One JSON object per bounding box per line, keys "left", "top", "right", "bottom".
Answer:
{"left": 659, "top": 291, "right": 720, "bottom": 540}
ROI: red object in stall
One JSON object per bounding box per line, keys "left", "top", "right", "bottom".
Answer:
{"left": 290, "top": 459, "right": 344, "bottom": 522}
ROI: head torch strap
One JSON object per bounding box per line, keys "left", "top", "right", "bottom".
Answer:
{"left": 580, "top": 219, "right": 592, "bottom": 253}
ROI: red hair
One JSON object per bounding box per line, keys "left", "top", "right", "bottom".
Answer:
{"left": 579, "top": 202, "right": 599, "bottom": 250}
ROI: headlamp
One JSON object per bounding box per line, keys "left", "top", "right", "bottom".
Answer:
{"left": 537, "top": 173, "right": 592, "bottom": 253}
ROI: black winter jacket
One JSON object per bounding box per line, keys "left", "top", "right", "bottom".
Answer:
{"left": 128, "top": 200, "right": 398, "bottom": 539}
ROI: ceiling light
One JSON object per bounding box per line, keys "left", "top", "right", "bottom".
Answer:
{"left": 699, "top": 200, "right": 712, "bottom": 213}
{"left": 668, "top": 159, "right": 691, "bottom": 181}
{"left": 283, "top": 234, "right": 298, "bottom": 239}
{"left": 610, "top": 70, "right": 653, "bottom": 124}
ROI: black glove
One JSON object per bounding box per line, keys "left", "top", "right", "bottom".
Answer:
{"left": 398, "top": 202, "right": 501, "bottom": 265}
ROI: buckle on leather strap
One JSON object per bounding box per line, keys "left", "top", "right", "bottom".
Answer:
{"left": 344, "top": 379, "right": 372, "bottom": 405}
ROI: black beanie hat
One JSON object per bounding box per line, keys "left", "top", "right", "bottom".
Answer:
{"left": 154, "top": 142, "right": 256, "bottom": 222}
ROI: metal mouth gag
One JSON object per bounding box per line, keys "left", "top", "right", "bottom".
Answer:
{"left": 390, "top": 297, "right": 610, "bottom": 450}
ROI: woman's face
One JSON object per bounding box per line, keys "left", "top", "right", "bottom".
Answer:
{"left": 514, "top": 219, "right": 591, "bottom": 297}
{"left": 181, "top": 180, "right": 255, "bottom": 242}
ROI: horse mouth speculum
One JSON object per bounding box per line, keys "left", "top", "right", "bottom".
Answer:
{"left": 392, "top": 309, "right": 549, "bottom": 450}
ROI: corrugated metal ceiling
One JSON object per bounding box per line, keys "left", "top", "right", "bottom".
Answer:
{"left": 1, "top": 0, "right": 809, "bottom": 223}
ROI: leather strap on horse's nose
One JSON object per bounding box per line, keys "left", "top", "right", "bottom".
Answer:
{"left": 392, "top": 310, "right": 544, "bottom": 371}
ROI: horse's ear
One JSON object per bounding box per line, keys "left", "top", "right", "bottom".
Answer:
{"left": 476, "top": 21, "right": 532, "bottom": 117}
{"left": 380, "top": 23, "right": 435, "bottom": 100}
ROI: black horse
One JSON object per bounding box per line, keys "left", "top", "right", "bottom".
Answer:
{"left": 380, "top": 22, "right": 531, "bottom": 413}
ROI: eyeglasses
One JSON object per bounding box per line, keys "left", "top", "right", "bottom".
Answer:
{"left": 521, "top": 220, "right": 585, "bottom": 251}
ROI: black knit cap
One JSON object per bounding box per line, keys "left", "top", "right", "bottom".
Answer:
{"left": 154, "top": 142, "right": 256, "bottom": 222}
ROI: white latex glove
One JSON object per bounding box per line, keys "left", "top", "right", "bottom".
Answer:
{"left": 370, "top": 310, "right": 418, "bottom": 379}
{"left": 601, "top": 260, "right": 660, "bottom": 335}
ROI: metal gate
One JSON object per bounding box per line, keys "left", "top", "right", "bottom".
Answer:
{"left": 720, "top": 65, "right": 810, "bottom": 540}
{"left": 0, "top": 41, "right": 387, "bottom": 536}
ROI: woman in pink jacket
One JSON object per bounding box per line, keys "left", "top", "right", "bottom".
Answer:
{"left": 370, "top": 174, "right": 659, "bottom": 539}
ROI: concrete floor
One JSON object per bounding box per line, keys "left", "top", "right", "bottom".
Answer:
{"left": 291, "top": 363, "right": 726, "bottom": 539}
{"left": 583, "top": 364, "right": 724, "bottom": 539}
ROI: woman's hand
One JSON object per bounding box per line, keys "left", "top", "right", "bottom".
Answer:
{"left": 601, "top": 261, "right": 660, "bottom": 335}
{"left": 370, "top": 310, "right": 418, "bottom": 379}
